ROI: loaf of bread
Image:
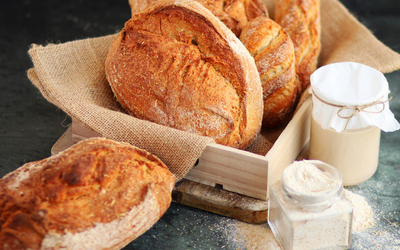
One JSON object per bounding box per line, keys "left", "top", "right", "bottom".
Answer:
{"left": 128, "top": 0, "right": 269, "bottom": 37}
{"left": 106, "top": 0, "right": 263, "bottom": 149}
{"left": 0, "top": 138, "right": 175, "bottom": 250}
{"left": 274, "top": 0, "right": 321, "bottom": 96}
{"left": 240, "top": 16, "right": 297, "bottom": 128}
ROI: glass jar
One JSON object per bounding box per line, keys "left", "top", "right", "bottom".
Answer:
{"left": 309, "top": 116, "right": 381, "bottom": 186}
{"left": 308, "top": 62, "right": 400, "bottom": 186}
{"left": 268, "top": 160, "right": 353, "bottom": 250}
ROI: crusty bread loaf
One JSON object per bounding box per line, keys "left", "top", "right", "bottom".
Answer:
{"left": 0, "top": 138, "right": 175, "bottom": 250}
{"left": 274, "top": 0, "right": 321, "bottom": 96}
{"left": 128, "top": 0, "right": 269, "bottom": 37}
{"left": 240, "top": 16, "right": 297, "bottom": 128}
{"left": 106, "top": 0, "right": 263, "bottom": 149}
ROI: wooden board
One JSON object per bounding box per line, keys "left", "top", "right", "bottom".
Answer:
{"left": 173, "top": 179, "right": 269, "bottom": 224}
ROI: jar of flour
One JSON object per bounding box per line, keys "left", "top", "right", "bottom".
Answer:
{"left": 268, "top": 160, "right": 353, "bottom": 250}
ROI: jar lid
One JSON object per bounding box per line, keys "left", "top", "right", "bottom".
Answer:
{"left": 281, "top": 160, "right": 342, "bottom": 210}
{"left": 310, "top": 62, "right": 400, "bottom": 132}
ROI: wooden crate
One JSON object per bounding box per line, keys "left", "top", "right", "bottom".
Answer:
{"left": 65, "top": 97, "right": 312, "bottom": 201}
{"left": 185, "top": 97, "right": 312, "bottom": 200}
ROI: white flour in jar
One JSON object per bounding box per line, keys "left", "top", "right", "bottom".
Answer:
{"left": 272, "top": 184, "right": 351, "bottom": 249}
{"left": 282, "top": 160, "right": 341, "bottom": 195}
{"left": 269, "top": 160, "right": 353, "bottom": 250}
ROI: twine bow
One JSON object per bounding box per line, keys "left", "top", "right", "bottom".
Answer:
{"left": 313, "top": 91, "right": 392, "bottom": 130}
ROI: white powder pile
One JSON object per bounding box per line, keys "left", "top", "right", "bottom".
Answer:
{"left": 231, "top": 222, "right": 282, "bottom": 250}
{"left": 282, "top": 160, "right": 340, "bottom": 195}
{"left": 343, "top": 189, "right": 375, "bottom": 232}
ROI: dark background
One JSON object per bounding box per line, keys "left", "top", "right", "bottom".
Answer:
{"left": 1, "top": 0, "right": 400, "bottom": 249}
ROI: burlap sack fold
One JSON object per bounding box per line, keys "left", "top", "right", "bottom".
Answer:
{"left": 28, "top": 0, "right": 400, "bottom": 181}
{"left": 28, "top": 35, "right": 215, "bottom": 181}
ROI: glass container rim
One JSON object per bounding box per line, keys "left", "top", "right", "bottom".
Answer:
{"left": 281, "top": 160, "right": 343, "bottom": 210}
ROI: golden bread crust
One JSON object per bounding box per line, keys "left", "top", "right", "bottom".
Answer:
{"left": 106, "top": 0, "right": 263, "bottom": 149}
{"left": 240, "top": 16, "right": 297, "bottom": 128}
{"left": 128, "top": 0, "right": 268, "bottom": 37}
{"left": 0, "top": 138, "right": 175, "bottom": 250}
{"left": 274, "top": 0, "right": 321, "bottom": 95}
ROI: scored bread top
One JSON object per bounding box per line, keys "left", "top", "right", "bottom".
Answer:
{"left": 196, "top": 0, "right": 268, "bottom": 36}
{"left": 240, "top": 16, "right": 297, "bottom": 128}
{"left": 128, "top": 0, "right": 269, "bottom": 37}
{"left": 274, "top": 0, "right": 321, "bottom": 95}
{"left": 106, "top": 0, "right": 263, "bottom": 149}
{"left": 0, "top": 138, "right": 175, "bottom": 249}
{"left": 240, "top": 16, "right": 295, "bottom": 98}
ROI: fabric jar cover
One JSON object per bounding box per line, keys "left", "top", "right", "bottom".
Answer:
{"left": 310, "top": 62, "right": 400, "bottom": 132}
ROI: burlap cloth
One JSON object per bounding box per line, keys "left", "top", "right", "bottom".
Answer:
{"left": 27, "top": 0, "right": 400, "bottom": 181}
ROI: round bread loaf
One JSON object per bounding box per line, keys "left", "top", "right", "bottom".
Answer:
{"left": 106, "top": 0, "right": 263, "bottom": 149}
{"left": 0, "top": 138, "right": 175, "bottom": 250}
{"left": 240, "top": 16, "right": 297, "bottom": 128}
{"left": 128, "top": 0, "right": 269, "bottom": 37}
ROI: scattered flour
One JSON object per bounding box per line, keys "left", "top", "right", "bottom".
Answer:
{"left": 343, "top": 189, "right": 375, "bottom": 232}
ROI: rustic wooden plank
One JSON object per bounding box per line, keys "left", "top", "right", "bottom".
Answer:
{"left": 185, "top": 143, "right": 269, "bottom": 200}
{"left": 173, "top": 179, "right": 269, "bottom": 224}
{"left": 265, "top": 97, "right": 312, "bottom": 189}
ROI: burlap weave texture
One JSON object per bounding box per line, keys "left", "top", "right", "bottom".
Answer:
{"left": 28, "top": 0, "right": 400, "bottom": 181}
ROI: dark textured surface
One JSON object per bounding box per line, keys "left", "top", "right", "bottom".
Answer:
{"left": 0, "top": 0, "right": 399, "bottom": 249}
